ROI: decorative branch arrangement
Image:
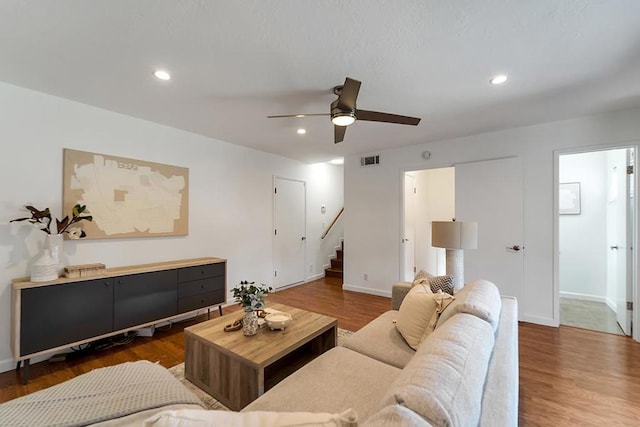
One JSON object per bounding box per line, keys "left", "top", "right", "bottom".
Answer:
{"left": 11, "top": 204, "right": 93, "bottom": 239}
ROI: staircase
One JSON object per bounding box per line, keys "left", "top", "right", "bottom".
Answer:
{"left": 324, "top": 241, "right": 343, "bottom": 281}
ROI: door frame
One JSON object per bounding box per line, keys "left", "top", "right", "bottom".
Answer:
{"left": 553, "top": 143, "right": 639, "bottom": 342}
{"left": 273, "top": 175, "right": 307, "bottom": 289}
{"left": 402, "top": 173, "right": 416, "bottom": 281}
{"left": 399, "top": 166, "right": 450, "bottom": 282}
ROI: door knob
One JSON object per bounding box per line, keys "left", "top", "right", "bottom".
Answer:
{"left": 402, "top": 238, "right": 409, "bottom": 242}
{"left": 506, "top": 245, "right": 522, "bottom": 252}
{"left": 301, "top": 237, "right": 306, "bottom": 241}
{"left": 610, "top": 245, "right": 619, "bottom": 250}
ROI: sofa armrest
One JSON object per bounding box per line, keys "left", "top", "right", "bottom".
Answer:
{"left": 392, "top": 282, "right": 412, "bottom": 310}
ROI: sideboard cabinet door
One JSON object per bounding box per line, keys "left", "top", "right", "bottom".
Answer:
{"left": 114, "top": 270, "right": 178, "bottom": 330}
{"left": 20, "top": 278, "right": 114, "bottom": 356}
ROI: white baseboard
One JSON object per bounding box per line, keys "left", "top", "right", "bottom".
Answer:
{"left": 342, "top": 284, "right": 391, "bottom": 298}
{"left": 605, "top": 297, "right": 617, "bottom": 312}
{"left": 559, "top": 291, "right": 607, "bottom": 304}
{"left": 274, "top": 275, "right": 324, "bottom": 293}
{"left": 306, "top": 273, "right": 324, "bottom": 282}
{"left": 522, "top": 314, "right": 558, "bottom": 327}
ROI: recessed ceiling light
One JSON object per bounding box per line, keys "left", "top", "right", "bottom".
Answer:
{"left": 489, "top": 74, "right": 508, "bottom": 85}
{"left": 329, "top": 158, "right": 344, "bottom": 165}
{"left": 296, "top": 114, "right": 306, "bottom": 118}
{"left": 153, "top": 70, "right": 171, "bottom": 81}
{"left": 297, "top": 128, "right": 306, "bottom": 135}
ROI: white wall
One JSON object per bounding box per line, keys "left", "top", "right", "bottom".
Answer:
{"left": 413, "top": 168, "right": 455, "bottom": 276}
{"left": 344, "top": 106, "right": 640, "bottom": 326}
{"left": 0, "top": 82, "right": 343, "bottom": 372}
{"left": 559, "top": 151, "right": 608, "bottom": 301}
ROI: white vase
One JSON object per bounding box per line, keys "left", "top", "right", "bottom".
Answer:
{"left": 47, "top": 233, "right": 63, "bottom": 265}
{"left": 30, "top": 252, "right": 58, "bottom": 283}
{"left": 30, "top": 234, "right": 63, "bottom": 282}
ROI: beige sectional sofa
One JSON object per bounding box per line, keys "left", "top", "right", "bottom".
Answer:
{"left": 0, "top": 279, "right": 517, "bottom": 427}
{"left": 244, "top": 279, "right": 519, "bottom": 426}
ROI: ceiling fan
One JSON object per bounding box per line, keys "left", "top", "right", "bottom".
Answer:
{"left": 267, "top": 77, "right": 421, "bottom": 144}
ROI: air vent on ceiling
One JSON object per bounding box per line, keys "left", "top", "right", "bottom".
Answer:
{"left": 360, "top": 155, "right": 380, "bottom": 166}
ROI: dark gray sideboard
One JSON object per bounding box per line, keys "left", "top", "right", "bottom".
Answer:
{"left": 12, "top": 257, "right": 226, "bottom": 383}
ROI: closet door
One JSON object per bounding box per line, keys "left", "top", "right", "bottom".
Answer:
{"left": 455, "top": 157, "right": 524, "bottom": 317}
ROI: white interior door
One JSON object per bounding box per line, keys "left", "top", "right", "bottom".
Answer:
{"left": 455, "top": 157, "right": 524, "bottom": 315}
{"left": 403, "top": 174, "right": 416, "bottom": 281}
{"left": 274, "top": 177, "right": 306, "bottom": 289}
{"left": 608, "top": 149, "right": 633, "bottom": 335}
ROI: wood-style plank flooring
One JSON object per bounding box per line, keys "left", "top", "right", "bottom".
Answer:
{"left": 1, "top": 276, "right": 639, "bottom": 426}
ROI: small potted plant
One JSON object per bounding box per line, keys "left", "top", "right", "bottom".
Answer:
{"left": 231, "top": 281, "right": 272, "bottom": 336}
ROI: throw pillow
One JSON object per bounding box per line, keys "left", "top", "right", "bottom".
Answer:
{"left": 412, "top": 269, "right": 433, "bottom": 287}
{"left": 395, "top": 284, "right": 437, "bottom": 350}
{"left": 428, "top": 275, "right": 454, "bottom": 295}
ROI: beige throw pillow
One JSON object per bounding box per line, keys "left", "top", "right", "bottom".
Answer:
{"left": 395, "top": 284, "right": 456, "bottom": 350}
{"left": 412, "top": 269, "right": 433, "bottom": 287}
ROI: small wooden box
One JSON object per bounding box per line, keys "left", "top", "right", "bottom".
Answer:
{"left": 64, "top": 263, "right": 106, "bottom": 279}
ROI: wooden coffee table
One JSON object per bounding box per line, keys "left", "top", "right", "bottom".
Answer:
{"left": 184, "top": 303, "right": 337, "bottom": 410}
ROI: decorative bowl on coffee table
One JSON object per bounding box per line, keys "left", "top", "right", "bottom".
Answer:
{"left": 265, "top": 312, "right": 292, "bottom": 330}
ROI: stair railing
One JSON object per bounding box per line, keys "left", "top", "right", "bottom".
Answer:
{"left": 321, "top": 207, "right": 344, "bottom": 240}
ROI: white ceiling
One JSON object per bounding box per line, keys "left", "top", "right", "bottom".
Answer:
{"left": 1, "top": 1, "right": 640, "bottom": 163}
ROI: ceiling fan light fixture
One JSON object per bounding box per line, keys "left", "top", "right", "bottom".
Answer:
{"left": 489, "top": 74, "right": 508, "bottom": 85}
{"left": 331, "top": 112, "right": 356, "bottom": 126}
{"left": 153, "top": 70, "right": 171, "bottom": 81}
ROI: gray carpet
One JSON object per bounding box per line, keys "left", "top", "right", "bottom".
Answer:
{"left": 168, "top": 328, "right": 354, "bottom": 410}
{"left": 560, "top": 297, "right": 624, "bottom": 335}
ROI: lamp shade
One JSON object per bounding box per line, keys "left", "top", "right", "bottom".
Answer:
{"left": 431, "top": 221, "right": 478, "bottom": 250}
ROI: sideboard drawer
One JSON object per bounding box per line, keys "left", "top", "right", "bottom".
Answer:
{"left": 178, "top": 289, "right": 225, "bottom": 313}
{"left": 178, "top": 276, "right": 225, "bottom": 298}
{"left": 178, "top": 263, "right": 225, "bottom": 283}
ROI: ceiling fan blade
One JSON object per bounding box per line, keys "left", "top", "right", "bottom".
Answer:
{"left": 336, "top": 77, "right": 361, "bottom": 111}
{"left": 356, "top": 109, "right": 421, "bottom": 126}
{"left": 334, "top": 124, "right": 347, "bottom": 144}
{"left": 267, "top": 113, "right": 329, "bottom": 118}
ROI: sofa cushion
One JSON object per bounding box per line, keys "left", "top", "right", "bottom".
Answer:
{"left": 342, "top": 311, "right": 415, "bottom": 369}
{"left": 243, "top": 347, "right": 401, "bottom": 421}
{"left": 144, "top": 408, "right": 358, "bottom": 427}
{"left": 437, "top": 279, "right": 502, "bottom": 331}
{"left": 381, "top": 313, "right": 495, "bottom": 427}
{"left": 363, "top": 405, "right": 432, "bottom": 427}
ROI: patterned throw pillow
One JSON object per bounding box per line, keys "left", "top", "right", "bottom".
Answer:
{"left": 428, "top": 275, "right": 454, "bottom": 295}
{"left": 412, "top": 269, "right": 433, "bottom": 287}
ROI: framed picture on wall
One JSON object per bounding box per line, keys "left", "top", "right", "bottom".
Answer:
{"left": 559, "top": 182, "right": 581, "bottom": 215}
{"left": 63, "top": 148, "right": 189, "bottom": 239}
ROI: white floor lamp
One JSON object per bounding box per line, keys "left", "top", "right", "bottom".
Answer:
{"left": 431, "top": 220, "right": 478, "bottom": 291}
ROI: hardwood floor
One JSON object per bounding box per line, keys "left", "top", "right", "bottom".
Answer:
{"left": 1, "top": 276, "right": 639, "bottom": 426}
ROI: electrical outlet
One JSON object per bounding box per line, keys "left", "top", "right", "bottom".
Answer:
{"left": 364, "top": 273, "right": 368, "bottom": 281}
